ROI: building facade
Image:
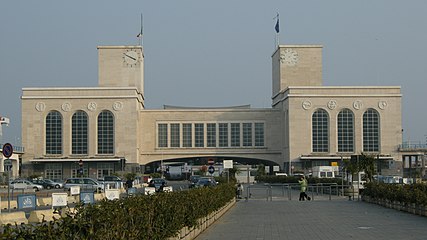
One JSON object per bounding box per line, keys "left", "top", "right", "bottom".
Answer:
{"left": 20, "top": 43, "right": 403, "bottom": 180}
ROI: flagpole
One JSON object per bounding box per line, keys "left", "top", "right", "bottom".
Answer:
{"left": 139, "top": 13, "right": 143, "bottom": 46}
{"left": 274, "top": 12, "right": 280, "bottom": 49}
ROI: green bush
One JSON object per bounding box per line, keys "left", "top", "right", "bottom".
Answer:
{"left": 0, "top": 183, "right": 236, "bottom": 240}
{"left": 364, "top": 182, "right": 427, "bottom": 206}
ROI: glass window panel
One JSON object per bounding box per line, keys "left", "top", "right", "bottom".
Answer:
{"left": 338, "top": 109, "right": 354, "bottom": 152}
{"left": 72, "top": 110, "right": 88, "bottom": 155}
{"left": 207, "top": 123, "right": 216, "bottom": 147}
{"left": 312, "top": 109, "right": 329, "bottom": 152}
{"left": 97, "top": 111, "right": 114, "bottom": 154}
{"left": 195, "top": 123, "right": 204, "bottom": 147}
{"left": 219, "top": 123, "right": 228, "bottom": 147}
{"left": 170, "top": 123, "right": 180, "bottom": 148}
{"left": 182, "top": 123, "right": 192, "bottom": 148}
{"left": 231, "top": 123, "right": 240, "bottom": 147}
{"left": 363, "top": 109, "right": 380, "bottom": 152}
{"left": 158, "top": 124, "right": 168, "bottom": 148}
{"left": 255, "top": 122, "right": 265, "bottom": 147}
{"left": 46, "top": 111, "right": 62, "bottom": 155}
{"left": 243, "top": 123, "right": 252, "bottom": 147}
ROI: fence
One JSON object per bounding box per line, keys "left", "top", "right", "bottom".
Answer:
{"left": 245, "top": 183, "right": 355, "bottom": 201}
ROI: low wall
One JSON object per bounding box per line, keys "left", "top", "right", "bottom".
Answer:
{"left": 169, "top": 198, "right": 236, "bottom": 240}
{"left": 363, "top": 196, "right": 427, "bottom": 217}
{"left": 0, "top": 211, "right": 28, "bottom": 225}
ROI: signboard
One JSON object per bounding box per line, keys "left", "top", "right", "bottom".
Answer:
{"left": 273, "top": 166, "right": 280, "bottom": 172}
{"left": 223, "top": 160, "right": 233, "bottom": 169}
{"left": 105, "top": 189, "right": 120, "bottom": 200}
{"left": 127, "top": 187, "right": 137, "bottom": 195}
{"left": 2, "top": 143, "right": 13, "bottom": 158}
{"left": 17, "top": 194, "right": 36, "bottom": 210}
{"left": 70, "top": 186, "right": 81, "bottom": 196}
{"left": 52, "top": 193, "right": 68, "bottom": 207}
{"left": 80, "top": 192, "right": 94, "bottom": 204}
{"left": 265, "top": 166, "right": 270, "bottom": 173}
{"left": 208, "top": 165, "right": 215, "bottom": 174}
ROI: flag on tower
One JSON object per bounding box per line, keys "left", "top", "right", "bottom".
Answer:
{"left": 275, "top": 14, "right": 280, "bottom": 33}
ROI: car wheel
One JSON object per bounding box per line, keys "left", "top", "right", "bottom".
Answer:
{"left": 47, "top": 186, "right": 51, "bottom": 190}
{"left": 55, "top": 185, "right": 60, "bottom": 189}
{"left": 34, "top": 187, "right": 39, "bottom": 192}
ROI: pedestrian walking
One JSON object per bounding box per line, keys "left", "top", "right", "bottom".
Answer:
{"left": 236, "top": 183, "right": 243, "bottom": 199}
{"left": 298, "top": 176, "right": 310, "bottom": 201}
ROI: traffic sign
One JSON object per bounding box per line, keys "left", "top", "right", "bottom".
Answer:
{"left": 208, "top": 165, "right": 215, "bottom": 174}
{"left": 2, "top": 143, "right": 13, "bottom": 158}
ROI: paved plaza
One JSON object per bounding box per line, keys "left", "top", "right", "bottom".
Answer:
{"left": 196, "top": 191, "right": 427, "bottom": 240}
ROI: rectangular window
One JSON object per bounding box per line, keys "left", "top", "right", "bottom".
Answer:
{"left": 243, "top": 123, "right": 252, "bottom": 147}
{"left": 158, "top": 124, "right": 168, "bottom": 148}
{"left": 182, "top": 123, "right": 192, "bottom": 148}
{"left": 255, "top": 122, "right": 265, "bottom": 147}
{"left": 45, "top": 163, "right": 63, "bottom": 181}
{"left": 97, "top": 163, "right": 114, "bottom": 179}
{"left": 71, "top": 164, "right": 89, "bottom": 178}
{"left": 219, "top": 123, "right": 228, "bottom": 147}
{"left": 170, "top": 123, "right": 180, "bottom": 148}
{"left": 207, "top": 123, "right": 216, "bottom": 147}
{"left": 231, "top": 123, "right": 240, "bottom": 147}
{"left": 195, "top": 123, "right": 204, "bottom": 147}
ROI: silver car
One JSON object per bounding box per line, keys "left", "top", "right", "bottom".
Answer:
{"left": 63, "top": 178, "right": 104, "bottom": 192}
{"left": 9, "top": 179, "right": 44, "bottom": 191}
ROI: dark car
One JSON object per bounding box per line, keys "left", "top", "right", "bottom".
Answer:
{"left": 195, "top": 177, "right": 218, "bottom": 188}
{"left": 188, "top": 175, "right": 201, "bottom": 189}
{"left": 31, "top": 179, "right": 63, "bottom": 189}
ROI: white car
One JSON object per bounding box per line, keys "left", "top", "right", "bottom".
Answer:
{"left": 9, "top": 179, "right": 44, "bottom": 191}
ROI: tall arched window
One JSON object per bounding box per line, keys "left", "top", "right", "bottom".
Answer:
{"left": 312, "top": 109, "right": 329, "bottom": 152}
{"left": 97, "top": 110, "right": 114, "bottom": 154}
{"left": 46, "top": 111, "right": 62, "bottom": 155}
{"left": 363, "top": 108, "right": 380, "bottom": 152}
{"left": 72, "top": 110, "right": 88, "bottom": 155}
{"left": 338, "top": 109, "right": 354, "bottom": 152}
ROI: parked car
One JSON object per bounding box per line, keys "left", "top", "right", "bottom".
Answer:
{"left": 188, "top": 175, "right": 201, "bottom": 189}
{"left": 63, "top": 178, "right": 104, "bottom": 192}
{"left": 30, "top": 179, "right": 63, "bottom": 189}
{"left": 98, "top": 175, "right": 123, "bottom": 189}
{"left": 9, "top": 179, "right": 44, "bottom": 191}
{"left": 194, "top": 177, "right": 218, "bottom": 188}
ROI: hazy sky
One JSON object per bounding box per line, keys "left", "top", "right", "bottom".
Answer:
{"left": 1, "top": 0, "right": 427, "bottom": 147}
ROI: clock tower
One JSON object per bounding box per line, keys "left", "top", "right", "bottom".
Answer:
{"left": 272, "top": 45, "right": 323, "bottom": 97}
{"left": 98, "top": 46, "right": 144, "bottom": 96}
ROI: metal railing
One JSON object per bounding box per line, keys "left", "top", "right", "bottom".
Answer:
{"left": 244, "top": 183, "right": 356, "bottom": 201}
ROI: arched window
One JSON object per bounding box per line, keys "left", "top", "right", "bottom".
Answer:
{"left": 97, "top": 110, "right": 114, "bottom": 154}
{"left": 363, "top": 108, "right": 380, "bottom": 152}
{"left": 46, "top": 111, "right": 62, "bottom": 155}
{"left": 312, "top": 109, "right": 329, "bottom": 152}
{"left": 338, "top": 109, "right": 354, "bottom": 152}
{"left": 72, "top": 110, "right": 88, "bottom": 155}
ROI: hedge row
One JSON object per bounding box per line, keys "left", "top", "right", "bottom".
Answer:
{"left": 363, "top": 182, "right": 427, "bottom": 206}
{"left": 1, "top": 183, "right": 236, "bottom": 240}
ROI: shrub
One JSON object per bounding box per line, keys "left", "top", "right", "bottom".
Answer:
{"left": 0, "top": 183, "right": 236, "bottom": 240}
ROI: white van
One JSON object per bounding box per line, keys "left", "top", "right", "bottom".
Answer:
{"left": 311, "top": 166, "right": 336, "bottom": 178}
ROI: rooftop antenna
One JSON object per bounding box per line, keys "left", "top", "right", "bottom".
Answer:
{"left": 137, "top": 13, "right": 143, "bottom": 46}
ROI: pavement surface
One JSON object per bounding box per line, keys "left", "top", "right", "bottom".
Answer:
{"left": 196, "top": 186, "right": 427, "bottom": 240}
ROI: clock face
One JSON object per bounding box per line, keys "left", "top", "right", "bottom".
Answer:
{"left": 280, "top": 49, "right": 299, "bottom": 66}
{"left": 123, "top": 50, "right": 139, "bottom": 67}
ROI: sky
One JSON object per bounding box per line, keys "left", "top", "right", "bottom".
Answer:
{"left": 1, "top": 0, "right": 427, "bottom": 147}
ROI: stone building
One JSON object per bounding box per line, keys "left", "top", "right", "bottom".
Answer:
{"left": 20, "top": 43, "right": 402, "bottom": 180}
